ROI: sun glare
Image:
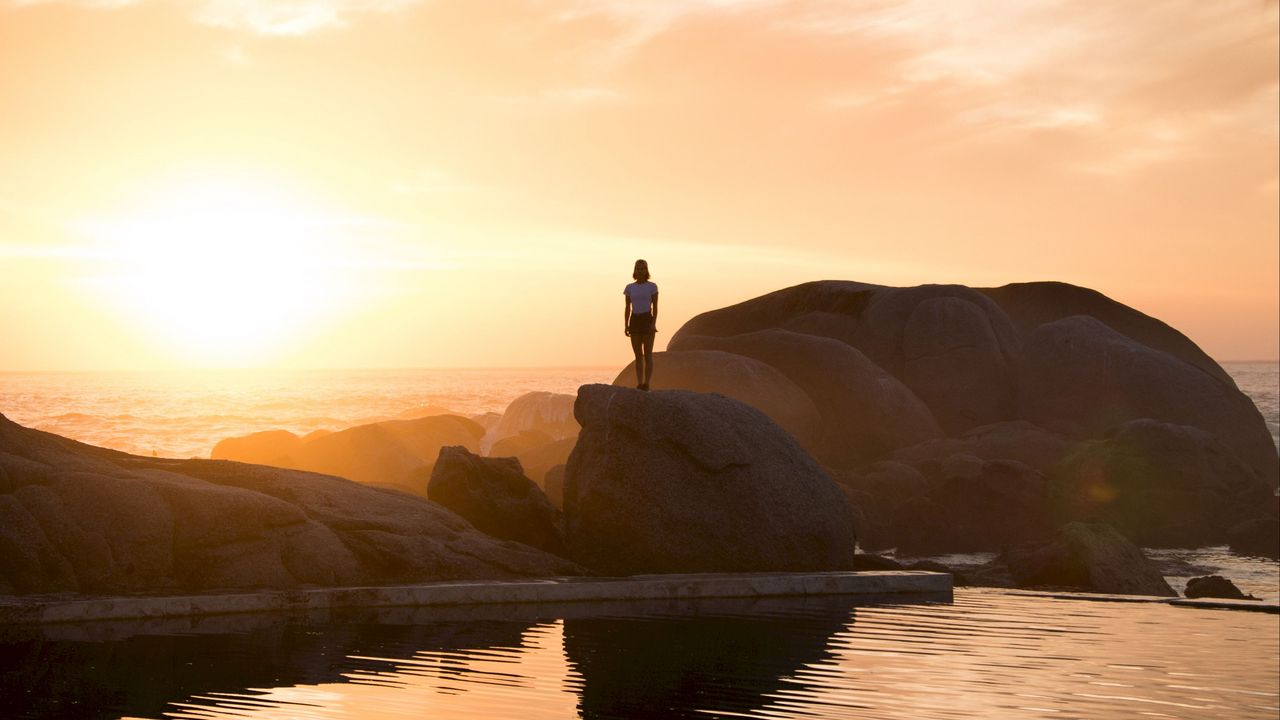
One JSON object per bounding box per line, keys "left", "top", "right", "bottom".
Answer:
{"left": 79, "top": 174, "right": 354, "bottom": 366}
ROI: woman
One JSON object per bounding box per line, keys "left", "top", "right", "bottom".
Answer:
{"left": 624, "top": 259, "right": 659, "bottom": 390}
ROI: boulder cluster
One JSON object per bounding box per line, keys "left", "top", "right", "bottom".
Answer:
{"left": 618, "top": 281, "right": 1277, "bottom": 560}
{"left": 3, "top": 279, "right": 1274, "bottom": 597}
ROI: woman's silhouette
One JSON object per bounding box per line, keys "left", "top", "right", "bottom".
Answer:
{"left": 624, "top": 259, "right": 659, "bottom": 390}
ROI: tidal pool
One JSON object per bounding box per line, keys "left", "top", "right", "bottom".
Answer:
{"left": 2, "top": 589, "right": 1276, "bottom": 719}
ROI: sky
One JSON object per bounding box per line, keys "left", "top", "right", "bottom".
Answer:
{"left": 0, "top": 0, "right": 1276, "bottom": 370}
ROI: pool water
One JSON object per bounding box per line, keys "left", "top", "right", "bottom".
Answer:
{"left": 2, "top": 589, "right": 1276, "bottom": 719}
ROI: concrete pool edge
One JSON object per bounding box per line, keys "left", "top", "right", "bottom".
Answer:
{"left": 1001, "top": 589, "right": 1280, "bottom": 613}
{"left": 0, "top": 570, "right": 951, "bottom": 625}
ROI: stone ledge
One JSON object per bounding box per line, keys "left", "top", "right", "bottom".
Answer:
{"left": 0, "top": 571, "right": 951, "bottom": 625}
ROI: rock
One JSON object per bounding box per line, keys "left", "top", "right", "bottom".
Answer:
{"left": 490, "top": 429, "right": 555, "bottom": 459}
{"left": 1019, "top": 315, "right": 1277, "bottom": 483}
{"left": 491, "top": 392, "right": 579, "bottom": 445}
{"left": 1003, "top": 522, "right": 1175, "bottom": 596}
{"left": 672, "top": 329, "right": 941, "bottom": 469}
{"left": 669, "top": 280, "right": 881, "bottom": 346}
{"left": 1227, "top": 517, "right": 1280, "bottom": 559}
{"left": 489, "top": 433, "right": 577, "bottom": 494}
{"left": 611, "top": 349, "right": 821, "bottom": 447}
{"left": 891, "top": 421, "right": 1071, "bottom": 475}
{"left": 289, "top": 415, "right": 485, "bottom": 495}
{"left": 980, "top": 281, "right": 1234, "bottom": 386}
{"left": 427, "top": 446, "right": 566, "bottom": 556}
{"left": 564, "top": 385, "right": 856, "bottom": 575}
{"left": 210, "top": 430, "right": 302, "bottom": 465}
{"left": 891, "top": 456, "right": 1051, "bottom": 555}
{"left": 1184, "top": 575, "right": 1256, "bottom": 600}
{"left": 543, "top": 464, "right": 567, "bottom": 508}
{"left": 835, "top": 461, "right": 929, "bottom": 551}
{"left": 0, "top": 413, "right": 581, "bottom": 595}
{"left": 1051, "top": 419, "right": 1272, "bottom": 547}
{"left": 210, "top": 415, "right": 486, "bottom": 496}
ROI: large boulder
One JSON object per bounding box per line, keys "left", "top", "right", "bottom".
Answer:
{"left": 1051, "top": 419, "right": 1273, "bottom": 547}
{"left": 1227, "top": 517, "right": 1280, "bottom": 559}
{"left": 611, "top": 349, "right": 821, "bottom": 447}
{"left": 890, "top": 456, "right": 1052, "bottom": 555}
{"left": 833, "top": 461, "right": 929, "bottom": 551}
{"left": 891, "top": 421, "right": 1072, "bottom": 475}
{"left": 427, "top": 446, "right": 566, "bottom": 555}
{"left": 0, "top": 413, "right": 580, "bottom": 595}
{"left": 669, "top": 280, "right": 880, "bottom": 345}
{"left": 564, "top": 385, "right": 857, "bottom": 575}
{"left": 1019, "top": 315, "right": 1276, "bottom": 483}
{"left": 980, "top": 281, "right": 1233, "bottom": 386}
{"left": 210, "top": 429, "right": 302, "bottom": 466}
{"left": 1184, "top": 575, "right": 1255, "bottom": 600}
{"left": 1003, "top": 522, "right": 1175, "bottom": 596}
{"left": 672, "top": 330, "right": 941, "bottom": 469}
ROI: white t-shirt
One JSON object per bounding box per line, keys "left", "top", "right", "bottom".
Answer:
{"left": 625, "top": 281, "right": 659, "bottom": 314}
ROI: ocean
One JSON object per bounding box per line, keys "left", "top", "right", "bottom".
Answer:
{"left": 0, "top": 363, "right": 1274, "bottom": 461}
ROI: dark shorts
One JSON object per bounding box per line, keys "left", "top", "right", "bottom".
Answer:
{"left": 630, "top": 313, "right": 655, "bottom": 338}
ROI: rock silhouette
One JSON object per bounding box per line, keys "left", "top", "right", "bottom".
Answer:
{"left": 428, "top": 446, "right": 566, "bottom": 556}
{"left": 212, "top": 415, "right": 485, "bottom": 496}
{"left": 564, "top": 385, "right": 856, "bottom": 575}
{"left": 655, "top": 280, "right": 1276, "bottom": 553}
{"left": 1003, "top": 522, "right": 1175, "bottom": 596}
{"left": 0, "top": 413, "right": 579, "bottom": 595}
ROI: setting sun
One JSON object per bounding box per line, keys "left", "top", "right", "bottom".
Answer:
{"left": 75, "top": 173, "right": 355, "bottom": 365}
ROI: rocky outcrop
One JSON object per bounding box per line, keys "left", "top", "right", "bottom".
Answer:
{"left": 0, "top": 413, "right": 580, "bottom": 595}
{"left": 1051, "top": 420, "right": 1272, "bottom": 547}
{"left": 673, "top": 330, "right": 941, "bottom": 469}
{"left": 210, "top": 429, "right": 303, "bottom": 466}
{"left": 652, "top": 279, "right": 1275, "bottom": 554}
{"left": 488, "top": 431, "right": 577, "bottom": 495}
{"left": 490, "top": 392, "right": 578, "bottom": 446}
{"left": 891, "top": 456, "right": 1052, "bottom": 555}
{"left": 1227, "top": 517, "right": 1280, "bottom": 559}
{"left": 564, "top": 385, "right": 856, "bottom": 575}
{"left": 209, "top": 415, "right": 485, "bottom": 496}
{"left": 1003, "top": 522, "right": 1175, "bottom": 596}
{"left": 427, "top": 446, "right": 566, "bottom": 555}
{"left": 1019, "top": 315, "right": 1276, "bottom": 483}
{"left": 611, "top": 349, "right": 821, "bottom": 447}
{"left": 1184, "top": 575, "right": 1256, "bottom": 600}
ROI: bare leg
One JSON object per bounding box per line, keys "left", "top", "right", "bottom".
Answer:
{"left": 642, "top": 333, "right": 655, "bottom": 387}
{"left": 631, "top": 333, "right": 645, "bottom": 387}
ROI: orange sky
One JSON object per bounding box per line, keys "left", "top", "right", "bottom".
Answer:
{"left": 1, "top": 0, "right": 1277, "bottom": 370}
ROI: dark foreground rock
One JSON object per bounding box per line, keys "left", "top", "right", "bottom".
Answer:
{"left": 564, "top": 385, "right": 856, "bottom": 575}
{"left": 1227, "top": 517, "right": 1280, "bottom": 560}
{"left": 1184, "top": 575, "right": 1257, "bottom": 600}
{"left": 427, "top": 446, "right": 566, "bottom": 555}
{"left": 0, "top": 414, "right": 580, "bottom": 595}
{"left": 1003, "top": 522, "right": 1175, "bottom": 596}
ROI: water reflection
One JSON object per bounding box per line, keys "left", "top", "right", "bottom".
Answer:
{"left": 1, "top": 589, "right": 1275, "bottom": 720}
{"left": 563, "top": 595, "right": 862, "bottom": 719}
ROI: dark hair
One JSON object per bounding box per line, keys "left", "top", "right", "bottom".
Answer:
{"left": 632, "top": 259, "right": 650, "bottom": 282}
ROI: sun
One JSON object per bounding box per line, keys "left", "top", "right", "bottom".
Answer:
{"left": 79, "top": 172, "right": 353, "bottom": 365}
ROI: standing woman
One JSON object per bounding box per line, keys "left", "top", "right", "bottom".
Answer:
{"left": 624, "top": 259, "right": 659, "bottom": 390}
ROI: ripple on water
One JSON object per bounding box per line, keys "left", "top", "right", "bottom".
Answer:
{"left": 1, "top": 590, "right": 1276, "bottom": 720}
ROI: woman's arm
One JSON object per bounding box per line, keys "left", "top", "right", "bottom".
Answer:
{"left": 624, "top": 295, "right": 632, "bottom": 336}
{"left": 651, "top": 292, "right": 659, "bottom": 332}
